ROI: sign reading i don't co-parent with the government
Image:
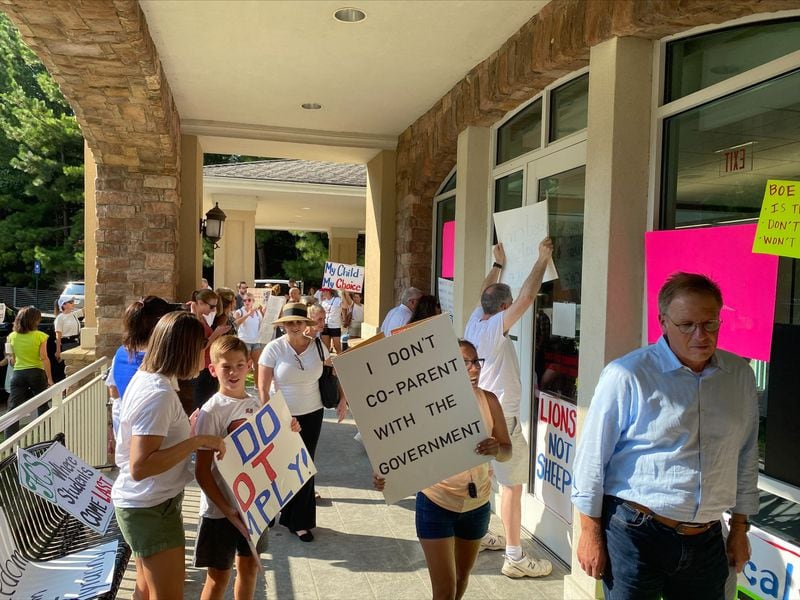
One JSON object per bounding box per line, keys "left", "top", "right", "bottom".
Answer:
{"left": 332, "top": 314, "right": 489, "bottom": 504}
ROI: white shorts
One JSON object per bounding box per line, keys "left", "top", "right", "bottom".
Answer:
{"left": 492, "top": 416, "right": 528, "bottom": 486}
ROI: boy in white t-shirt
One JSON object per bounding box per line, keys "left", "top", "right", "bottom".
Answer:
{"left": 194, "top": 336, "right": 261, "bottom": 599}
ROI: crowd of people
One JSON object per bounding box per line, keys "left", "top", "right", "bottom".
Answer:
{"left": 3, "top": 253, "right": 758, "bottom": 600}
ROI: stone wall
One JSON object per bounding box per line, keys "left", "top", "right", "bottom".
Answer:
{"left": 0, "top": 0, "right": 181, "bottom": 357}
{"left": 394, "top": 0, "right": 800, "bottom": 296}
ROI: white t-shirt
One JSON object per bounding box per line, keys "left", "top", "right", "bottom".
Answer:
{"left": 55, "top": 310, "right": 82, "bottom": 338}
{"left": 380, "top": 304, "right": 412, "bottom": 336}
{"left": 195, "top": 392, "right": 261, "bottom": 518}
{"left": 464, "top": 307, "right": 522, "bottom": 418}
{"left": 111, "top": 371, "right": 194, "bottom": 508}
{"left": 234, "top": 308, "right": 262, "bottom": 344}
{"left": 259, "top": 336, "right": 326, "bottom": 416}
{"left": 321, "top": 296, "right": 343, "bottom": 328}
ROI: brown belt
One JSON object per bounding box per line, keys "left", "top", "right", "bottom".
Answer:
{"left": 623, "top": 500, "right": 718, "bottom": 536}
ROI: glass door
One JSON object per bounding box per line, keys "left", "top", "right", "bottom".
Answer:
{"left": 518, "top": 141, "right": 586, "bottom": 565}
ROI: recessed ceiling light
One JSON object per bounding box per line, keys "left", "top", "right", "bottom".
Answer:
{"left": 302, "top": 102, "right": 322, "bottom": 110}
{"left": 334, "top": 7, "right": 366, "bottom": 23}
{"left": 301, "top": 207, "right": 311, "bottom": 210}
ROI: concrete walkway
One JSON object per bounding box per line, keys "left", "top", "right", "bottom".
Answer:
{"left": 119, "top": 412, "right": 567, "bottom": 599}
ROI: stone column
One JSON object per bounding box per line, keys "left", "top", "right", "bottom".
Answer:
{"left": 178, "top": 135, "right": 204, "bottom": 301}
{"left": 454, "top": 127, "right": 491, "bottom": 331}
{"left": 328, "top": 228, "right": 359, "bottom": 264}
{"left": 212, "top": 207, "right": 256, "bottom": 290}
{"left": 364, "top": 150, "right": 397, "bottom": 337}
{"left": 565, "top": 36, "right": 653, "bottom": 600}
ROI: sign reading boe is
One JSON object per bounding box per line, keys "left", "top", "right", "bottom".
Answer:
{"left": 215, "top": 391, "right": 316, "bottom": 551}
{"left": 332, "top": 314, "right": 489, "bottom": 504}
{"left": 322, "top": 261, "right": 364, "bottom": 292}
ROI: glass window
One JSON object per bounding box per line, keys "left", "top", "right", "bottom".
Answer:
{"left": 439, "top": 170, "right": 457, "bottom": 195}
{"left": 496, "top": 99, "right": 542, "bottom": 165}
{"left": 434, "top": 196, "right": 455, "bottom": 284}
{"left": 661, "top": 69, "right": 800, "bottom": 230}
{"left": 665, "top": 17, "right": 800, "bottom": 102}
{"left": 549, "top": 74, "right": 589, "bottom": 142}
{"left": 494, "top": 171, "right": 524, "bottom": 213}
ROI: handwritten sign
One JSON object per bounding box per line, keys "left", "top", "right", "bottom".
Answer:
{"left": 437, "top": 278, "right": 454, "bottom": 321}
{"left": 753, "top": 179, "right": 800, "bottom": 258}
{"left": 17, "top": 443, "right": 114, "bottom": 535}
{"left": 248, "top": 287, "right": 270, "bottom": 308}
{"left": 215, "top": 391, "right": 316, "bottom": 551}
{"left": 493, "top": 202, "right": 558, "bottom": 295}
{"left": 258, "top": 294, "right": 286, "bottom": 344}
{"left": 732, "top": 519, "right": 800, "bottom": 600}
{"left": 322, "top": 261, "right": 364, "bottom": 292}
{"left": 0, "top": 508, "right": 116, "bottom": 599}
{"left": 533, "top": 392, "right": 576, "bottom": 524}
{"left": 332, "top": 314, "right": 488, "bottom": 504}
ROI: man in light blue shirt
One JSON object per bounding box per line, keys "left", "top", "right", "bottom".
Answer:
{"left": 572, "top": 272, "right": 759, "bottom": 600}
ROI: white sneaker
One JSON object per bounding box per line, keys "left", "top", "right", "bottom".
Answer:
{"left": 501, "top": 554, "right": 553, "bottom": 578}
{"left": 354, "top": 431, "right": 362, "bottom": 442}
{"left": 479, "top": 531, "right": 506, "bottom": 552}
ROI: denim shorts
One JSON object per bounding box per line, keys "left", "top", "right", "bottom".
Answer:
{"left": 244, "top": 342, "right": 264, "bottom": 353}
{"left": 115, "top": 493, "right": 184, "bottom": 558}
{"left": 415, "top": 492, "right": 490, "bottom": 540}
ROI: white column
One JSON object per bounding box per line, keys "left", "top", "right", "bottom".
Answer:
{"left": 328, "top": 227, "right": 360, "bottom": 264}
{"left": 566, "top": 36, "right": 654, "bottom": 600}
{"left": 454, "top": 127, "right": 491, "bottom": 332}
{"left": 212, "top": 207, "right": 256, "bottom": 290}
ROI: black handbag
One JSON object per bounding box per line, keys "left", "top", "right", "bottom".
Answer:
{"left": 315, "top": 337, "right": 340, "bottom": 409}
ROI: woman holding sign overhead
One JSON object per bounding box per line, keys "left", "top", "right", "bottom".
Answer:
{"left": 373, "top": 340, "right": 512, "bottom": 600}
{"left": 258, "top": 302, "right": 347, "bottom": 542}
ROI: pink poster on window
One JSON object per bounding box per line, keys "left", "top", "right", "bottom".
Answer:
{"left": 441, "top": 221, "right": 455, "bottom": 279}
{"left": 645, "top": 224, "right": 778, "bottom": 362}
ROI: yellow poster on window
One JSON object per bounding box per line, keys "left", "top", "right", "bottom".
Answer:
{"left": 753, "top": 179, "right": 800, "bottom": 258}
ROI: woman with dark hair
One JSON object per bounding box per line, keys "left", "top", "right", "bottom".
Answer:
{"left": 409, "top": 294, "right": 441, "bottom": 324}
{"left": 189, "top": 288, "right": 230, "bottom": 410}
{"left": 107, "top": 296, "right": 172, "bottom": 436}
{"left": 5, "top": 306, "right": 52, "bottom": 437}
{"left": 374, "top": 340, "right": 512, "bottom": 600}
{"left": 112, "top": 311, "right": 226, "bottom": 600}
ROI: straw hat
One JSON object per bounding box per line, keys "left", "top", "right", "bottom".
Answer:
{"left": 272, "top": 302, "right": 314, "bottom": 325}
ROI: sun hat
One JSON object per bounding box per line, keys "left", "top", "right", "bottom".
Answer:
{"left": 58, "top": 297, "right": 75, "bottom": 309}
{"left": 272, "top": 302, "right": 314, "bottom": 325}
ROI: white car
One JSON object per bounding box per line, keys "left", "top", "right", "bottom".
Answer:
{"left": 58, "top": 281, "right": 85, "bottom": 310}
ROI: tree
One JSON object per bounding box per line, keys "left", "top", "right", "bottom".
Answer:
{"left": 0, "top": 15, "right": 84, "bottom": 288}
{"left": 281, "top": 231, "right": 329, "bottom": 287}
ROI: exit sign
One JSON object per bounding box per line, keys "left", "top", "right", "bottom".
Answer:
{"left": 720, "top": 145, "right": 753, "bottom": 175}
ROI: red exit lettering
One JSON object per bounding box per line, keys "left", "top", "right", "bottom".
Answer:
{"left": 724, "top": 148, "right": 747, "bottom": 173}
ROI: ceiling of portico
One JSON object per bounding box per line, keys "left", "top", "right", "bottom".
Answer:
{"left": 139, "top": 0, "right": 548, "bottom": 163}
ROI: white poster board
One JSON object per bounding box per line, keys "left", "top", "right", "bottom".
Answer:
{"left": 532, "top": 392, "right": 576, "bottom": 524}
{"left": 258, "top": 295, "right": 286, "bottom": 344}
{"left": 0, "top": 508, "right": 116, "bottom": 599}
{"left": 437, "top": 278, "right": 454, "bottom": 317}
{"left": 732, "top": 519, "right": 800, "bottom": 600}
{"left": 332, "top": 314, "right": 489, "bottom": 504}
{"left": 215, "top": 391, "right": 317, "bottom": 551}
{"left": 17, "top": 443, "right": 114, "bottom": 535}
{"left": 248, "top": 287, "right": 270, "bottom": 308}
{"left": 552, "top": 302, "right": 577, "bottom": 338}
{"left": 493, "top": 202, "right": 558, "bottom": 294}
{"left": 322, "top": 261, "right": 365, "bottom": 293}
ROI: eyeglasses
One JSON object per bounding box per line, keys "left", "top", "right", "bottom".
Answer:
{"left": 463, "top": 358, "right": 485, "bottom": 368}
{"left": 665, "top": 315, "right": 722, "bottom": 335}
{"left": 204, "top": 302, "right": 218, "bottom": 308}
{"left": 244, "top": 299, "right": 253, "bottom": 303}
{"left": 294, "top": 354, "right": 305, "bottom": 371}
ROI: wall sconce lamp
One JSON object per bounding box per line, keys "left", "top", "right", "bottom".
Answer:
{"left": 200, "top": 202, "right": 227, "bottom": 248}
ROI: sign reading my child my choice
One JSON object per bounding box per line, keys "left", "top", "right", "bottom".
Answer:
{"left": 215, "top": 391, "right": 316, "bottom": 553}
{"left": 322, "top": 261, "right": 364, "bottom": 292}
{"left": 332, "top": 314, "right": 489, "bottom": 504}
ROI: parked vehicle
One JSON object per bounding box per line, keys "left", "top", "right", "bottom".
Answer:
{"left": 58, "top": 281, "right": 85, "bottom": 310}
{"left": 253, "top": 279, "right": 304, "bottom": 295}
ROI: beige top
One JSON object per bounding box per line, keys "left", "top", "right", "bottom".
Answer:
{"left": 422, "top": 388, "right": 494, "bottom": 513}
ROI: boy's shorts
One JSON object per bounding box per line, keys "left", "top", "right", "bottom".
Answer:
{"left": 194, "top": 516, "right": 254, "bottom": 570}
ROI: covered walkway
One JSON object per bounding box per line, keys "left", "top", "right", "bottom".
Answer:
{"left": 120, "top": 412, "right": 567, "bottom": 599}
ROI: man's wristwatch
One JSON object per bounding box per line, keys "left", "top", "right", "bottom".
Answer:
{"left": 728, "top": 517, "right": 751, "bottom": 531}
{"left": 492, "top": 262, "right": 504, "bottom": 270}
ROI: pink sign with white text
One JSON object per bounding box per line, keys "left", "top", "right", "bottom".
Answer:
{"left": 645, "top": 224, "right": 778, "bottom": 362}
{"left": 441, "top": 221, "right": 454, "bottom": 279}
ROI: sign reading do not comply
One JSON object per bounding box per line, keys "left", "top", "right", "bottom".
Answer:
{"left": 332, "top": 314, "right": 489, "bottom": 504}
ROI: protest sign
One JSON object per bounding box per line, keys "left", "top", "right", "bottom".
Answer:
{"left": 322, "top": 261, "right": 364, "bottom": 292}
{"left": 493, "top": 202, "right": 558, "bottom": 295}
{"left": 248, "top": 287, "right": 270, "bottom": 308}
{"left": 0, "top": 508, "right": 116, "bottom": 599}
{"left": 753, "top": 179, "right": 800, "bottom": 259}
{"left": 332, "top": 314, "right": 489, "bottom": 504}
{"left": 645, "top": 224, "right": 778, "bottom": 362}
{"left": 731, "top": 517, "right": 800, "bottom": 600}
{"left": 532, "top": 392, "right": 576, "bottom": 524}
{"left": 215, "top": 391, "right": 316, "bottom": 551}
{"left": 258, "top": 294, "right": 286, "bottom": 344}
{"left": 437, "top": 278, "right": 454, "bottom": 317}
{"left": 17, "top": 443, "right": 114, "bottom": 535}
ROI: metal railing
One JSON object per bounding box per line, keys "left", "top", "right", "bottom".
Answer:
{"left": 0, "top": 358, "right": 109, "bottom": 464}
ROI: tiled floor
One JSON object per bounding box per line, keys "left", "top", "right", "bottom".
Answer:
{"left": 119, "top": 412, "right": 567, "bottom": 599}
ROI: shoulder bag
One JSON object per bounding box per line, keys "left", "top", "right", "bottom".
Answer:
{"left": 314, "top": 337, "right": 340, "bottom": 409}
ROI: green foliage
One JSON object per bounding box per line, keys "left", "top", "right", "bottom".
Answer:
{"left": 281, "top": 231, "right": 329, "bottom": 287}
{"left": 0, "top": 15, "right": 84, "bottom": 288}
